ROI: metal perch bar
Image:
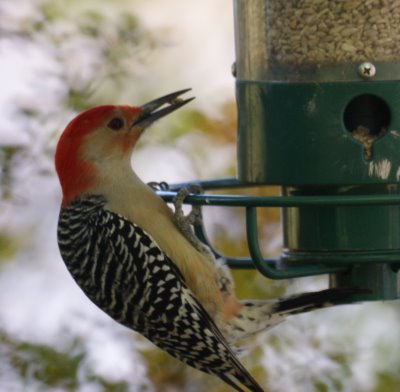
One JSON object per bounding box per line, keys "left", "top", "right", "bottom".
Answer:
{"left": 158, "top": 180, "right": 400, "bottom": 279}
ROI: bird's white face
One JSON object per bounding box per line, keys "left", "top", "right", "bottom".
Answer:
{"left": 80, "top": 106, "right": 143, "bottom": 164}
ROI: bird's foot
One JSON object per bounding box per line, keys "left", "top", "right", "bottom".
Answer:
{"left": 173, "top": 185, "right": 209, "bottom": 253}
{"left": 147, "top": 181, "right": 170, "bottom": 191}
{"left": 173, "top": 185, "right": 203, "bottom": 226}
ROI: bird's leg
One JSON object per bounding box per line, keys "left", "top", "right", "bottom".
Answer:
{"left": 148, "top": 182, "right": 209, "bottom": 256}
{"left": 173, "top": 186, "right": 209, "bottom": 253}
{"left": 174, "top": 187, "right": 239, "bottom": 316}
{"left": 150, "top": 182, "right": 208, "bottom": 254}
{"left": 173, "top": 185, "right": 202, "bottom": 224}
{"left": 151, "top": 183, "right": 216, "bottom": 266}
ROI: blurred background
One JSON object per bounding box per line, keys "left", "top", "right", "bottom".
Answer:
{"left": 0, "top": 0, "right": 399, "bottom": 391}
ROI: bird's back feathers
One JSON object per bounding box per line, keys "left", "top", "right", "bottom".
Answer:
{"left": 58, "top": 194, "right": 264, "bottom": 391}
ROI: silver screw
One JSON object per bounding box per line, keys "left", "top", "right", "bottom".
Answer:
{"left": 358, "top": 62, "right": 376, "bottom": 79}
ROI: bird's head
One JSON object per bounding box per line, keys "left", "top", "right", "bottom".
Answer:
{"left": 55, "top": 89, "right": 193, "bottom": 206}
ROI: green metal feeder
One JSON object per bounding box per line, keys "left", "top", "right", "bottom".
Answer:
{"left": 160, "top": 0, "right": 400, "bottom": 301}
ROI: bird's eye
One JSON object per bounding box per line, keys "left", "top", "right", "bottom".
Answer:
{"left": 107, "top": 118, "right": 124, "bottom": 131}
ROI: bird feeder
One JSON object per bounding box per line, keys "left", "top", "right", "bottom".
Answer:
{"left": 160, "top": 0, "right": 400, "bottom": 301}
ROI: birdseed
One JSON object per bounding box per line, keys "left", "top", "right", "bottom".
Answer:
{"left": 351, "top": 125, "right": 385, "bottom": 160}
{"left": 265, "top": 0, "right": 400, "bottom": 66}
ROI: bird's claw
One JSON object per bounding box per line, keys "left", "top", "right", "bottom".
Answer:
{"left": 147, "top": 181, "right": 170, "bottom": 191}
{"left": 173, "top": 186, "right": 209, "bottom": 253}
{"left": 173, "top": 185, "right": 203, "bottom": 226}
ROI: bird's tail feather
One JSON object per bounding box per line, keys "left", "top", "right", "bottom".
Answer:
{"left": 274, "top": 287, "right": 368, "bottom": 316}
{"left": 219, "top": 370, "right": 264, "bottom": 392}
{"left": 218, "top": 373, "right": 246, "bottom": 392}
{"left": 222, "top": 287, "right": 368, "bottom": 344}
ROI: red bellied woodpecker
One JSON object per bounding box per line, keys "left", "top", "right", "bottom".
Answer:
{"left": 55, "top": 89, "right": 363, "bottom": 391}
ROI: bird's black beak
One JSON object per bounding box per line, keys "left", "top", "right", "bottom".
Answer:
{"left": 132, "top": 89, "right": 194, "bottom": 129}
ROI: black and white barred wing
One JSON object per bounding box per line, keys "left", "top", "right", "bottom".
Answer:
{"left": 100, "top": 210, "right": 263, "bottom": 392}
{"left": 58, "top": 196, "right": 263, "bottom": 392}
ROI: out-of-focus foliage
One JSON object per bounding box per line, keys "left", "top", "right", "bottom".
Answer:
{"left": 0, "top": 1, "right": 399, "bottom": 392}
{"left": 0, "top": 1, "right": 157, "bottom": 391}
